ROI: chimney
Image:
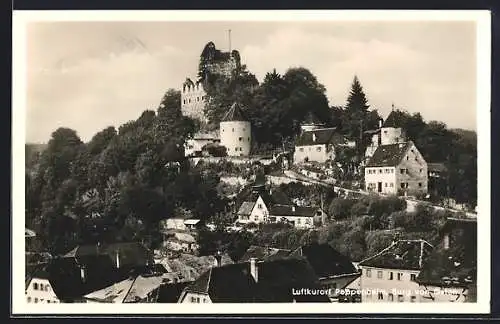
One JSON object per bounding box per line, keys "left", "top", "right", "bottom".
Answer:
{"left": 379, "top": 119, "right": 383, "bottom": 128}
{"left": 292, "top": 206, "right": 296, "bottom": 213}
{"left": 116, "top": 250, "right": 120, "bottom": 269}
{"left": 312, "top": 133, "right": 317, "bottom": 142}
{"left": 80, "top": 265, "right": 86, "bottom": 283}
{"left": 250, "top": 258, "right": 259, "bottom": 282}
{"left": 443, "top": 233, "right": 450, "bottom": 250}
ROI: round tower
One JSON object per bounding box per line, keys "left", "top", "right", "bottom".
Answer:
{"left": 220, "top": 103, "right": 252, "bottom": 157}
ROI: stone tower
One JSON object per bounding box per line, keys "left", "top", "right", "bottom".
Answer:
{"left": 220, "top": 103, "right": 252, "bottom": 157}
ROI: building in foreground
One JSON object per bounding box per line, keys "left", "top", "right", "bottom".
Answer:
{"left": 357, "top": 239, "right": 434, "bottom": 303}
{"left": 416, "top": 217, "right": 477, "bottom": 302}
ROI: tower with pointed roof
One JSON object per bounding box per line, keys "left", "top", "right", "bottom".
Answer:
{"left": 220, "top": 102, "right": 252, "bottom": 156}
{"left": 380, "top": 109, "right": 406, "bottom": 145}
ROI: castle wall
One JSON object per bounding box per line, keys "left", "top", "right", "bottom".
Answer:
{"left": 181, "top": 84, "right": 207, "bottom": 122}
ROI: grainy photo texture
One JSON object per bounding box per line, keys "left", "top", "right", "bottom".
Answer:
{"left": 13, "top": 10, "right": 491, "bottom": 314}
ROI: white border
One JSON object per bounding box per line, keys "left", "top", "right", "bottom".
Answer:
{"left": 12, "top": 10, "right": 491, "bottom": 315}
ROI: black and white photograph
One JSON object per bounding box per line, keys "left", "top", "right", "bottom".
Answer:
{"left": 12, "top": 10, "right": 491, "bottom": 314}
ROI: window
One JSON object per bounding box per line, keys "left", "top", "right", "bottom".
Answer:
{"left": 385, "top": 183, "right": 388, "bottom": 188}
{"left": 33, "top": 283, "right": 38, "bottom": 290}
{"left": 401, "top": 183, "right": 406, "bottom": 189}
{"left": 366, "top": 269, "right": 372, "bottom": 278}
{"left": 407, "top": 156, "right": 409, "bottom": 160}
{"left": 242, "top": 128, "right": 246, "bottom": 131}
{"left": 384, "top": 130, "right": 388, "bottom": 134}
{"left": 239, "top": 137, "right": 243, "bottom": 141}
{"left": 377, "top": 270, "right": 383, "bottom": 279}
{"left": 418, "top": 183, "right": 422, "bottom": 187}
{"left": 258, "top": 204, "right": 263, "bottom": 209}
{"left": 389, "top": 272, "right": 394, "bottom": 280}
{"left": 297, "top": 218, "right": 301, "bottom": 224}
{"left": 410, "top": 274, "right": 417, "bottom": 281}
{"left": 248, "top": 137, "right": 250, "bottom": 141}
{"left": 316, "top": 147, "right": 322, "bottom": 152}
{"left": 196, "top": 297, "right": 200, "bottom": 303}
{"left": 390, "top": 183, "right": 394, "bottom": 187}
{"left": 388, "top": 293, "right": 394, "bottom": 302}
{"left": 34, "top": 298, "right": 38, "bottom": 303}
{"left": 299, "top": 148, "right": 304, "bottom": 152}
{"left": 379, "top": 169, "right": 383, "bottom": 174}
{"left": 397, "top": 273, "right": 403, "bottom": 281}
{"left": 400, "top": 169, "right": 406, "bottom": 174}
{"left": 27, "top": 297, "right": 31, "bottom": 303}
{"left": 232, "top": 128, "right": 234, "bottom": 132}
{"left": 420, "top": 168, "right": 423, "bottom": 173}
{"left": 410, "top": 296, "right": 416, "bottom": 303}
{"left": 378, "top": 292, "right": 384, "bottom": 300}
{"left": 183, "top": 99, "right": 186, "bottom": 104}
{"left": 398, "top": 295, "right": 404, "bottom": 302}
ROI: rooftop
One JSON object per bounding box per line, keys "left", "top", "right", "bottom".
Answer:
{"left": 291, "top": 243, "right": 359, "bottom": 280}
{"left": 358, "top": 239, "right": 434, "bottom": 271}
{"left": 269, "top": 205, "right": 322, "bottom": 218}
{"left": 221, "top": 102, "right": 248, "bottom": 122}
{"left": 366, "top": 141, "right": 413, "bottom": 167}
{"left": 382, "top": 110, "right": 404, "bottom": 128}
{"left": 239, "top": 246, "right": 292, "bottom": 263}
{"left": 295, "top": 128, "right": 345, "bottom": 146}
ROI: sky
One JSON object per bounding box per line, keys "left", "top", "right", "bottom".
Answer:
{"left": 25, "top": 20, "right": 477, "bottom": 143}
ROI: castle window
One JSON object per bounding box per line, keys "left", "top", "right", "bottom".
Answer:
{"left": 33, "top": 283, "right": 38, "bottom": 290}
{"left": 248, "top": 137, "right": 250, "bottom": 141}
{"left": 239, "top": 137, "right": 243, "bottom": 141}
{"left": 388, "top": 293, "right": 394, "bottom": 302}
{"left": 418, "top": 182, "right": 422, "bottom": 187}
{"left": 378, "top": 292, "right": 383, "bottom": 300}
{"left": 183, "top": 100, "right": 186, "bottom": 104}
{"left": 316, "top": 147, "right": 322, "bottom": 152}
{"left": 407, "top": 156, "right": 409, "bottom": 160}
{"left": 188, "top": 99, "right": 191, "bottom": 103}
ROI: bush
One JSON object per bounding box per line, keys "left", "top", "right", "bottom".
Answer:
{"left": 328, "top": 198, "right": 357, "bottom": 220}
{"left": 365, "top": 230, "right": 395, "bottom": 257}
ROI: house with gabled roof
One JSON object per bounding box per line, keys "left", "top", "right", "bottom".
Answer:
{"left": 268, "top": 205, "right": 327, "bottom": 229}
{"left": 177, "top": 258, "right": 330, "bottom": 303}
{"left": 364, "top": 140, "right": 428, "bottom": 196}
{"left": 290, "top": 243, "right": 361, "bottom": 302}
{"left": 357, "top": 239, "right": 434, "bottom": 303}
{"left": 416, "top": 217, "right": 477, "bottom": 303}
{"left": 294, "top": 127, "right": 352, "bottom": 164}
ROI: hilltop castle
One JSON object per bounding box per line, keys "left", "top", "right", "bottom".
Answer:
{"left": 181, "top": 41, "right": 240, "bottom": 122}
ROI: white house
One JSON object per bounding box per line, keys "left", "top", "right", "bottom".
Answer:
{"left": 236, "top": 194, "right": 270, "bottom": 224}
{"left": 220, "top": 103, "right": 252, "bottom": 157}
{"left": 357, "top": 239, "right": 434, "bottom": 303}
{"left": 294, "top": 127, "right": 354, "bottom": 165}
{"left": 268, "top": 205, "right": 327, "bottom": 229}
{"left": 364, "top": 141, "right": 428, "bottom": 196}
{"left": 184, "top": 131, "right": 220, "bottom": 157}
{"left": 25, "top": 269, "right": 60, "bottom": 304}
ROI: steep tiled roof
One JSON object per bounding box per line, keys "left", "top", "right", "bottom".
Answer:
{"left": 237, "top": 201, "right": 255, "bottom": 216}
{"left": 291, "top": 243, "right": 358, "bottom": 279}
{"left": 417, "top": 218, "right": 477, "bottom": 287}
{"left": 365, "top": 141, "right": 412, "bottom": 167}
{"left": 221, "top": 102, "right": 248, "bottom": 122}
{"left": 62, "top": 242, "right": 154, "bottom": 269}
{"left": 239, "top": 246, "right": 292, "bottom": 262}
{"left": 295, "top": 128, "right": 344, "bottom": 146}
{"left": 358, "top": 239, "right": 434, "bottom": 271}
{"left": 270, "top": 205, "right": 321, "bottom": 218}
{"left": 181, "top": 258, "right": 330, "bottom": 302}
{"left": 383, "top": 111, "right": 404, "bottom": 128}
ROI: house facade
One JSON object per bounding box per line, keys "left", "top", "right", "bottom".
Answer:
{"left": 268, "top": 205, "right": 326, "bottom": 229}
{"left": 236, "top": 195, "right": 269, "bottom": 224}
{"left": 294, "top": 128, "right": 341, "bottom": 164}
{"left": 365, "top": 141, "right": 428, "bottom": 196}
{"left": 358, "top": 239, "right": 434, "bottom": 303}
{"left": 25, "top": 276, "right": 60, "bottom": 304}
{"left": 184, "top": 131, "right": 220, "bottom": 157}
